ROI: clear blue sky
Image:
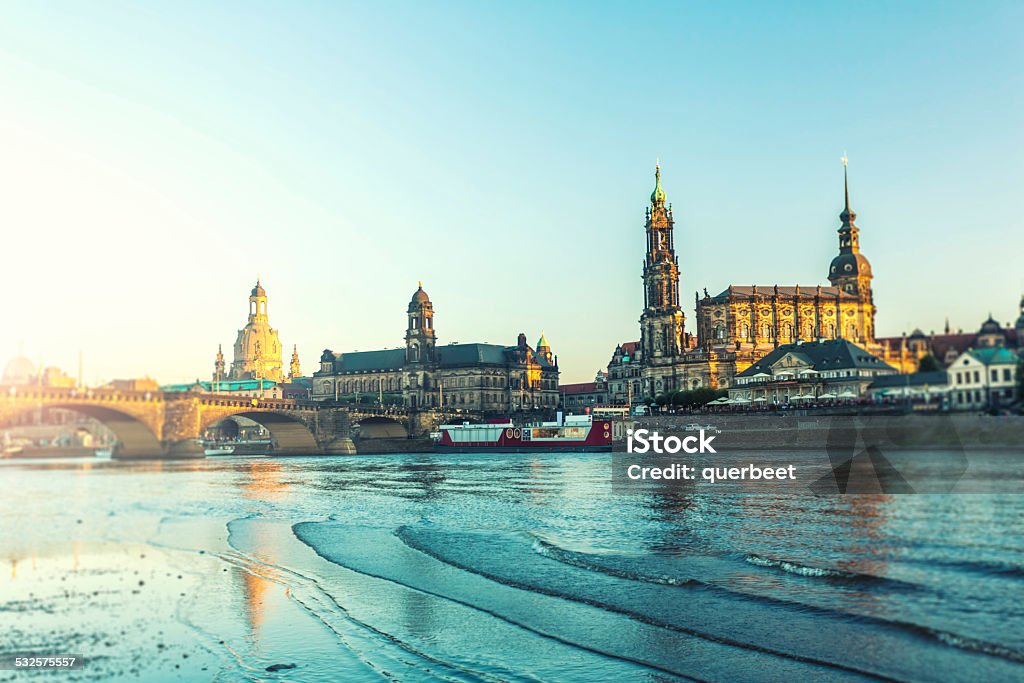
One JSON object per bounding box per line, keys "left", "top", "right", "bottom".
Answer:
{"left": 2, "top": 1, "right": 1022, "bottom": 383}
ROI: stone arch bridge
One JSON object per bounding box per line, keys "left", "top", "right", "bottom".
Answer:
{"left": 0, "top": 386, "right": 441, "bottom": 458}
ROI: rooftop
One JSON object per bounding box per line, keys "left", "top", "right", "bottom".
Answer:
{"left": 738, "top": 338, "right": 897, "bottom": 377}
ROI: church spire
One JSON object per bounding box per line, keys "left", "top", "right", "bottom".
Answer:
{"left": 836, "top": 155, "right": 859, "bottom": 253}
{"left": 650, "top": 160, "right": 667, "bottom": 206}
{"left": 840, "top": 154, "right": 856, "bottom": 225}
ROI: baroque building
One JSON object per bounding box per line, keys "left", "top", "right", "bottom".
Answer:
{"left": 695, "top": 158, "right": 880, "bottom": 371}
{"left": 312, "top": 284, "right": 559, "bottom": 412}
{"left": 215, "top": 280, "right": 285, "bottom": 383}
{"left": 610, "top": 160, "right": 889, "bottom": 402}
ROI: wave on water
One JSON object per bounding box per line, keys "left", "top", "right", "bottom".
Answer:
{"left": 744, "top": 555, "right": 863, "bottom": 580}
{"left": 530, "top": 537, "right": 697, "bottom": 587}
{"left": 522, "top": 533, "right": 1024, "bottom": 666}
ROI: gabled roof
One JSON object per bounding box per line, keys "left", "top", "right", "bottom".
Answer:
{"left": 770, "top": 350, "right": 815, "bottom": 368}
{"left": 334, "top": 349, "right": 406, "bottom": 372}
{"left": 712, "top": 285, "right": 859, "bottom": 302}
{"left": 437, "top": 343, "right": 511, "bottom": 367}
{"left": 320, "top": 340, "right": 555, "bottom": 374}
{"left": 560, "top": 382, "right": 604, "bottom": 395}
{"left": 737, "top": 339, "right": 896, "bottom": 377}
{"left": 620, "top": 341, "right": 640, "bottom": 355}
{"left": 968, "top": 347, "right": 1020, "bottom": 366}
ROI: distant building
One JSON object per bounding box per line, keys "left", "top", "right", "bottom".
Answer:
{"left": 103, "top": 378, "right": 160, "bottom": 393}
{"left": 606, "top": 341, "right": 642, "bottom": 405}
{"left": 312, "top": 284, "right": 559, "bottom": 413}
{"left": 868, "top": 371, "right": 950, "bottom": 402}
{"left": 162, "top": 379, "right": 283, "bottom": 399}
{"left": 946, "top": 347, "right": 1020, "bottom": 410}
{"left": 37, "top": 367, "right": 75, "bottom": 388}
{"left": 2, "top": 351, "right": 35, "bottom": 385}
{"left": 729, "top": 339, "right": 898, "bottom": 404}
{"left": 216, "top": 280, "right": 285, "bottom": 383}
{"left": 280, "top": 377, "right": 313, "bottom": 400}
{"left": 617, "top": 160, "right": 896, "bottom": 401}
{"left": 878, "top": 300, "right": 1024, "bottom": 370}
{"left": 559, "top": 372, "right": 610, "bottom": 412}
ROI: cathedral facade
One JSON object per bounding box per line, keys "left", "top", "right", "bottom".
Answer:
{"left": 613, "top": 161, "right": 885, "bottom": 401}
{"left": 312, "top": 284, "right": 559, "bottom": 413}
{"left": 214, "top": 280, "right": 285, "bottom": 383}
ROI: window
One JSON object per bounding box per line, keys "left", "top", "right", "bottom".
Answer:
{"left": 973, "top": 371, "right": 980, "bottom": 383}
{"left": 992, "top": 370, "right": 998, "bottom": 382}
{"left": 1004, "top": 369, "right": 1012, "bottom": 382}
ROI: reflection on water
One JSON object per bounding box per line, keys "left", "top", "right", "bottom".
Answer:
{"left": 1, "top": 451, "right": 1022, "bottom": 682}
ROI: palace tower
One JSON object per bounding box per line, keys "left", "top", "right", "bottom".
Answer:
{"left": 639, "top": 163, "right": 686, "bottom": 361}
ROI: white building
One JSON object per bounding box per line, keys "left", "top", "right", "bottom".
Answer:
{"left": 728, "top": 339, "right": 898, "bottom": 405}
{"left": 947, "top": 347, "right": 1020, "bottom": 410}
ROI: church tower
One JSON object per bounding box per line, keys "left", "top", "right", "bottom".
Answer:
{"left": 230, "top": 279, "right": 284, "bottom": 382}
{"left": 536, "top": 331, "right": 553, "bottom": 365}
{"left": 405, "top": 282, "right": 436, "bottom": 364}
{"left": 212, "top": 344, "right": 225, "bottom": 384}
{"left": 639, "top": 163, "right": 685, "bottom": 360}
{"left": 828, "top": 157, "right": 873, "bottom": 299}
{"left": 289, "top": 345, "right": 302, "bottom": 379}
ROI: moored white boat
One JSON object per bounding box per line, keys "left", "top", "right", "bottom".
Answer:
{"left": 435, "top": 414, "right": 612, "bottom": 453}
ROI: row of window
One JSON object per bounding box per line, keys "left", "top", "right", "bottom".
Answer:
{"left": 953, "top": 368, "right": 1014, "bottom": 386}
{"left": 954, "top": 388, "right": 1015, "bottom": 404}
{"left": 444, "top": 393, "right": 559, "bottom": 406}
{"left": 316, "top": 374, "right": 558, "bottom": 395}
{"left": 712, "top": 322, "right": 866, "bottom": 341}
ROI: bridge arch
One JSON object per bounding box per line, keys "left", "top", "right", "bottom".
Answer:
{"left": 200, "top": 410, "right": 321, "bottom": 455}
{"left": 354, "top": 415, "right": 408, "bottom": 439}
{"left": 0, "top": 402, "right": 163, "bottom": 458}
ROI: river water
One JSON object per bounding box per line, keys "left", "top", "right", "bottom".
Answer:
{"left": 1, "top": 451, "right": 1022, "bottom": 682}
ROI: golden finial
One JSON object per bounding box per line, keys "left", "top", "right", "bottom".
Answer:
{"left": 418, "top": 280, "right": 422, "bottom": 288}
{"left": 841, "top": 152, "right": 848, "bottom": 167}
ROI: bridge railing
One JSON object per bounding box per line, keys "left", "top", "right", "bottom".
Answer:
{"left": 0, "top": 385, "right": 164, "bottom": 403}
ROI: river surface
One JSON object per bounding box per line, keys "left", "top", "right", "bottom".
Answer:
{"left": 1, "top": 451, "right": 1023, "bottom": 682}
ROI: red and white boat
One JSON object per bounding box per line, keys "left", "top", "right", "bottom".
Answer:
{"left": 434, "top": 414, "right": 612, "bottom": 453}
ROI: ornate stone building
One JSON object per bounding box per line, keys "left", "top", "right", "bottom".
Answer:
{"left": 312, "top": 284, "right": 559, "bottom": 413}
{"left": 695, "top": 159, "right": 880, "bottom": 373}
{"left": 611, "top": 160, "right": 889, "bottom": 401}
{"left": 215, "top": 280, "right": 285, "bottom": 383}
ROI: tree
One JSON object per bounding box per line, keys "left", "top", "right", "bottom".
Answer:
{"left": 917, "top": 354, "right": 943, "bottom": 373}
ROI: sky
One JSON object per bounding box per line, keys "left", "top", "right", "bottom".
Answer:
{"left": 1, "top": 1, "right": 1022, "bottom": 384}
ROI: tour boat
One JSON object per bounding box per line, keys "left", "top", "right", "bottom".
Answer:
{"left": 434, "top": 414, "right": 612, "bottom": 453}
